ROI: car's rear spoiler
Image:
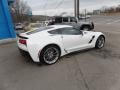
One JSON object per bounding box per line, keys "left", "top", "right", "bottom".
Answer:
{"left": 17, "top": 33, "right": 28, "bottom": 39}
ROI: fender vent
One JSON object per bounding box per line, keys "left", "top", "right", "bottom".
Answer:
{"left": 89, "top": 35, "right": 95, "bottom": 43}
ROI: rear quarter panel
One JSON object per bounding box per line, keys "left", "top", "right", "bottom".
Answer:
{"left": 27, "top": 33, "right": 65, "bottom": 62}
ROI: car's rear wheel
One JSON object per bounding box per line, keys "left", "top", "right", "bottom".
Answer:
{"left": 95, "top": 35, "right": 105, "bottom": 49}
{"left": 40, "top": 46, "right": 60, "bottom": 65}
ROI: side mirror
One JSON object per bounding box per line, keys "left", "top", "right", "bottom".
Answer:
{"left": 80, "top": 31, "right": 84, "bottom": 36}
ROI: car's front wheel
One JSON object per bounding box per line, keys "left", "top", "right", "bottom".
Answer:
{"left": 95, "top": 35, "right": 105, "bottom": 49}
{"left": 40, "top": 45, "right": 60, "bottom": 65}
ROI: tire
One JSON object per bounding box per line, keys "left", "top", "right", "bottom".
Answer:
{"left": 91, "top": 22, "right": 94, "bottom": 30}
{"left": 40, "top": 45, "right": 60, "bottom": 65}
{"left": 82, "top": 25, "right": 91, "bottom": 31}
{"left": 95, "top": 35, "right": 105, "bottom": 49}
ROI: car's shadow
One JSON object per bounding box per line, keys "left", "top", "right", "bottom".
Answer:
{"left": 61, "top": 48, "right": 95, "bottom": 59}
{"left": 20, "top": 48, "right": 95, "bottom": 65}
{"left": 20, "top": 47, "right": 116, "bottom": 66}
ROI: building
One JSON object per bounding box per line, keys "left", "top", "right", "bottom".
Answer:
{"left": 0, "top": 0, "right": 16, "bottom": 40}
{"left": 93, "top": 10, "right": 101, "bottom": 15}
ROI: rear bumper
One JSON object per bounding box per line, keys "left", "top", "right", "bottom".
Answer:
{"left": 18, "top": 47, "right": 29, "bottom": 55}
{"left": 17, "top": 41, "right": 28, "bottom": 52}
{"left": 17, "top": 35, "right": 40, "bottom": 63}
{"left": 17, "top": 41, "right": 40, "bottom": 63}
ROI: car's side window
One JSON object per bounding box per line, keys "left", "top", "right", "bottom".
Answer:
{"left": 48, "top": 29, "right": 61, "bottom": 34}
{"left": 61, "top": 28, "right": 82, "bottom": 35}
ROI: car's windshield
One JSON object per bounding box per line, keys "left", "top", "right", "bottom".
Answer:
{"left": 26, "top": 26, "right": 53, "bottom": 35}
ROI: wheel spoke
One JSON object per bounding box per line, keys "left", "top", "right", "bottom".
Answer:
{"left": 43, "top": 47, "right": 59, "bottom": 63}
{"left": 98, "top": 37, "right": 105, "bottom": 48}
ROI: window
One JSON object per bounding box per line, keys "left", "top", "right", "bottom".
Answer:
{"left": 48, "top": 30, "right": 58, "bottom": 34}
{"left": 70, "top": 17, "right": 77, "bottom": 22}
{"left": 48, "top": 29, "right": 61, "bottom": 34}
{"left": 26, "top": 26, "right": 53, "bottom": 35}
{"left": 55, "top": 17, "right": 62, "bottom": 23}
{"left": 31, "top": 24, "right": 41, "bottom": 28}
{"left": 63, "top": 17, "right": 69, "bottom": 22}
{"left": 61, "top": 28, "right": 82, "bottom": 35}
{"left": 48, "top": 27, "right": 82, "bottom": 35}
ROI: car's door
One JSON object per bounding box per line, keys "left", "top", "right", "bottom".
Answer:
{"left": 61, "top": 28, "right": 91, "bottom": 53}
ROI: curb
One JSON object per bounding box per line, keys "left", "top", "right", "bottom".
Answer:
{"left": 0, "top": 38, "right": 16, "bottom": 45}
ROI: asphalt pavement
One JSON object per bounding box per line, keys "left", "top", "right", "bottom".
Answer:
{"left": 0, "top": 15, "right": 120, "bottom": 90}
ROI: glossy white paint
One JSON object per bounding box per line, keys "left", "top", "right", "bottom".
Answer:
{"left": 17, "top": 25, "right": 105, "bottom": 62}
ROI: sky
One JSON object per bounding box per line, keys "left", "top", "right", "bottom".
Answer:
{"left": 23, "top": 0, "right": 120, "bottom": 16}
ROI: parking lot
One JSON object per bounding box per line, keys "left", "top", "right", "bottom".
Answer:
{"left": 0, "top": 15, "right": 120, "bottom": 90}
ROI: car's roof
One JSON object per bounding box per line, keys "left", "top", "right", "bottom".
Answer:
{"left": 24, "top": 25, "right": 72, "bottom": 35}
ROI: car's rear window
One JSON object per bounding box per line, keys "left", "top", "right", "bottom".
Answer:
{"left": 31, "top": 24, "right": 41, "bottom": 28}
{"left": 26, "top": 26, "right": 53, "bottom": 35}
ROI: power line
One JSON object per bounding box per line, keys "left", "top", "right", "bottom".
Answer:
{"left": 42, "top": 0, "right": 48, "bottom": 9}
{"left": 53, "top": 0, "right": 65, "bottom": 16}
{"left": 40, "top": 0, "right": 65, "bottom": 16}
{"left": 55, "top": 0, "right": 65, "bottom": 9}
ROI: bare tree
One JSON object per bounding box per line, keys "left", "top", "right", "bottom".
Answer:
{"left": 116, "top": 5, "right": 120, "bottom": 12}
{"left": 10, "top": 0, "right": 32, "bottom": 23}
{"left": 94, "top": 5, "right": 120, "bottom": 15}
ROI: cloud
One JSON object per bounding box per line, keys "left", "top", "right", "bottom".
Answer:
{"left": 33, "top": 8, "right": 74, "bottom": 16}
{"left": 23, "top": 0, "right": 120, "bottom": 15}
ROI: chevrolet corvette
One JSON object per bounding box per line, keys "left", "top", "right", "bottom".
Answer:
{"left": 17, "top": 25, "right": 105, "bottom": 65}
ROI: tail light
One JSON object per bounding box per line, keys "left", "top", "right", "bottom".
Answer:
{"left": 19, "top": 39, "right": 27, "bottom": 45}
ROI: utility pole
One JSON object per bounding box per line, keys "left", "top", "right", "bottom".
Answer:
{"left": 74, "top": 0, "right": 79, "bottom": 18}
{"left": 76, "top": 0, "right": 79, "bottom": 18}
{"left": 74, "top": 0, "right": 77, "bottom": 17}
{"left": 85, "top": 9, "right": 87, "bottom": 21}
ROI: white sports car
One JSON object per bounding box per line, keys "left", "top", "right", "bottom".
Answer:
{"left": 17, "top": 25, "right": 105, "bottom": 65}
